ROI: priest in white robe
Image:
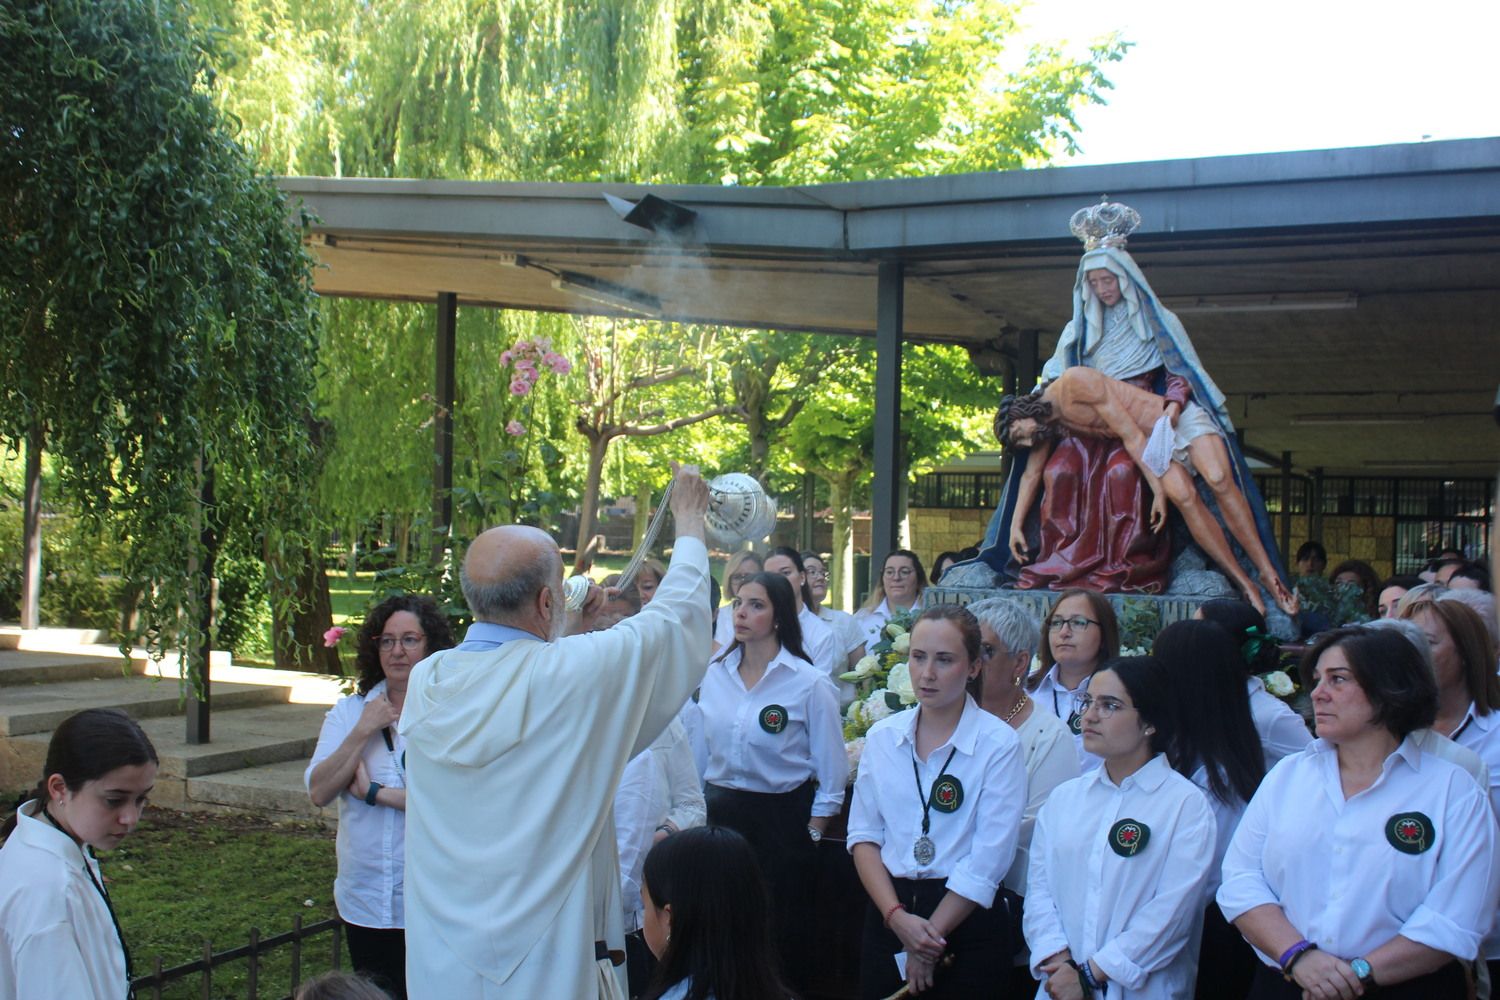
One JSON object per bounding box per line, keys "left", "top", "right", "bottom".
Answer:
{"left": 399, "top": 466, "right": 712, "bottom": 999}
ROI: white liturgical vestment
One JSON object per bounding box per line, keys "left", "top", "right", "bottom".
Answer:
{"left": 399, "top": 537, "right": 711, "bottom": 999}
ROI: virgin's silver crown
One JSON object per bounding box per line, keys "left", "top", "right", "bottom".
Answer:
{"left": 1069, "top": 199, "right": 1141, "bottom": 251}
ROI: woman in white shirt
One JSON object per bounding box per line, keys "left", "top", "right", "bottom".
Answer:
{"left": 848, "top": 605, "right": 1029, "bottom": 998}
{"left": 854, "top": 549, "right": 927, "bottom": 649}
{"left": 968, "top": 597, "right": 1080, "bottom": 994}
{"left": 1151, "top": 620, "right": 1266, "bottom": 1000}
{"left": 305, "top": 595, "right": 454, "bottom": 1000}
{"left": 1219, "top": 626, "right": 1500, "bottom": 1000}
{"left": 1028, "top": 589, "right": 1121, "bottom": 773}
{"left": 697, "top": 570, "right": 847, "bottom": 993}
{"left": 762, "top": 546, "right": 841, "bottom": 684}
{"left": 802, "top": 551, "right": 866, "bottom": 671}
{"left": 0, "top": 708, "right": 158, "bottom": 1000}
{"left": 712, "top": 548, "right": 763, "bottom": 650}
{"left": 1025, "top": 655, "right": 1217, "bottom": 1000}
{"left": 1195, "top": 599, "right": 1313, "bottom": 769}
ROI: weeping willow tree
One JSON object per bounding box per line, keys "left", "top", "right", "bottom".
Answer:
{"left": 181, "top": 0, "right": 1127, "bottom": 619}
{"left": 0, "top": 0, "right": 322, "bottom": 674}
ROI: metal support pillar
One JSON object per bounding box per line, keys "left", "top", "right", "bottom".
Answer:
{"left": 1279, "top": 451, "right": 1294, "bottom": 563}
{"left": 1017, "top": 329, "right": 1040, "bottom": 391}
{"left": 1310, "top": 467, "right": 1325, "bottom": 545}
{"left": 431, "top": 293, "right": 457, "bottom": 564}
{"left": 871, "top": 261, "right": 905, "bottom": 577}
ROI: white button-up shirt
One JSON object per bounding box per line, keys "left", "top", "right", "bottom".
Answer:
{"left": 1452, "top": 703, "right": 1500, "bottom": 820}
{"left": 615, "top": 749, "right": 666, "bottom": 934}
{"left": 853, "top": 599, "right": 896, "bottom": 649}
{"left": 305, "top": 680, "right": 407, "bottom": 929}
{"left": 1218, "top": 735, "right": 1500, "bottom": 965}
{"left": 817, "top": 605, "right": 866, "bottom": 658}
{"left": 0, "top": 801, "right": 130, "bottom": 1000}
{"left": 1006, "top": 705, "right": 1080, "bottom": 895}
{"left": 698, "top": 645, "right": 848, "bottom": 817}
{"left": 798, "top": 605, "right": 839, "bottom": 681}
{"left": 1246, "top": 676, "right": 1313, "bottom": 769}
{"left": 1025, "top": 753, "right": 1216, "bottom": 998}
{"left": 1031, "top": 665, "right": 1102, "bottom": 773}
{"left": 847, "top": 696, "right": 1027, "bottom": 908}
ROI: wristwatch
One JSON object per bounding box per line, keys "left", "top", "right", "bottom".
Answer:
{"left": 1350, "top": 957, "right": 1375, "bottom": 990}
{"left": 364, "top": 781, "right": 383, "bottom": 806}
{"left": 807, "top": 825, "right": 822, "bottom": 843}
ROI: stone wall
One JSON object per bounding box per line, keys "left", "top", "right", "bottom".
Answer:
{"left": 909, "top": 508, "right": 991, "bottom": 574}
{"left": 1283, "top": 514, "right": 1397, "bottom": 578}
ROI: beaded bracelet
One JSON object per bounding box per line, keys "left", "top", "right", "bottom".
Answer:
{"left": 883, "top": 902, "right": 906, "bottom": 926}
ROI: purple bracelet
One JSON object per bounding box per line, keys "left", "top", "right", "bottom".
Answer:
{"left": 1279, "top": 939, "right": 1317, "bottom": 978}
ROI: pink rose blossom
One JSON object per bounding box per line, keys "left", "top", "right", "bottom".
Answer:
{"left": 498, "top": 350, "right": 512, "bottom": 367}
{"left": 505, "top": 420, "right": 526, "bottom": 436}
{"left": 322, "top": 626, "right": 347, "bottom": 648}
{"left": 509, "top": 377, "right": 531, "bottom": 396}
{"left": 543, "top": 352, "right": 572, "bottom": 374}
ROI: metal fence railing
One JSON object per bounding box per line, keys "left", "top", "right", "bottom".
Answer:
{"left": 131, "top": 915, "right": 343, "bottom": 1000}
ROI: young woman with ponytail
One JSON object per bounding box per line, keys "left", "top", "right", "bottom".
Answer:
{"left": 0, "top": 708, "right": 158, "bottom": 1000}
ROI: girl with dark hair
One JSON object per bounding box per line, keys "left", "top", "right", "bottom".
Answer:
{"left": 854, "top": 549, "right": 927, "bottom": 649}
{"left": 1330, "top": 559, "right": 1382, "bottom": 618}
{"left": 1195, "top": 599, "right": 1312, "bottom": 769}
{"left": 1220, "top": 628, "right": 1499, "bottom": 999}
{"left": 696, "top": 571, "right": 846, "bottom": 994}
{"left": 0, "top": 708, "right": 158, "bottom": 1000}
{"left": 847, "top": 606, "right": 1028, "bottom": 998}
{"left": 1028, "top": 589, "right": 1121, "bottom": 772}
{"left": 639, "top": 826, "right": 792, "bottom": 1000}
{"left": 305, "top": 594, "right": 454, "bottom": 999}
{"left": 763, "top": 546, "right": 841, "bottom": 684}
{"left": 1152, "top": 621, "right": 1266, "bottom": 999}
{"left": 1024, "top": 656, "right": 1217, "bottom": 1000}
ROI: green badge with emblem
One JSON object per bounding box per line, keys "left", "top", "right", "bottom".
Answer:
{"left": 1067, "top": 709, "right": 1084, "bottom": 735}
{"left": 1386, "top": 811, "right": 1435, "bottom": 855}
{"left": 759, "top": 704, "right": 789, "bottom": 734}
{"left": 1108, "top": 818, "right": 1150, "bottom": 857}
{"left": 929, "top": 775, "right": 964, "bottom": 814}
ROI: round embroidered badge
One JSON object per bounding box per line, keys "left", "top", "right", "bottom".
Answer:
{"left": 1108, "top": 818, "right": 1150, "bottom": 857}
{"left": 1066, "top": 708, "right": 1084, "bottom": 735}
{"left": 930, "top": 776, "right": 964, "bottom": 814}
{"left": 1385, "top": 811, "right": 1435, "bottom": 855}
{"left": 759, "top": 704, "right": 788, "bottom": 734}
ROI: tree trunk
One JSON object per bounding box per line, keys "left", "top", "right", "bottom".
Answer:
{"left": 20, "top": 422, "right": 43, "bottom": 629}
{"left": 827, "top": 471, "right": 856, "bottom": 612}
{"left": 269, "top": 540, "right": 342, "bottom": 675}
{"left": 572, "top": 432, "right": 610, "bottom": 574}
{"left": 632, "top": 482, "right": 653, "bottom": 550}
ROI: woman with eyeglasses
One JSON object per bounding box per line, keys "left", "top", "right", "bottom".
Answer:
{"left": 1024, "top": 655, "right": 1216, "bottom": 1000}
{"left": 802, "top": 550, "right": 867, "bottom": 672}
{"left": 848, "top": 606, "right": 1028, "bottom": 998}
{"left": 1028, "top": 589, "right": 1121, "bottom": 773}
{"left": 855, "top": 549, "right": 928, "bottom": 649}
{"left": 1219, "top": 627, "right": 1499, "bottom": 1000}
{"left": 306, "top": 595, "right": 455, "bottom": 999}
{"left": 713, "top": 548, "right": 764, "bottom": 651}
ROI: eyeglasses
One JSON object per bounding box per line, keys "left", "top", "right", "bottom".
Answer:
{"left": 804, "top": 567, "right": 828, "bottom": 579}
{"left": 1049, "top": 616, "right": 1100, "bottom": 632}
{"left": 883, "top": 567, "right": 915, "bottom": 578}
{"left": 378, "top": 634, "right": 426, "bottom": 652}
{"left": 1074, "top": 693, "right": 1134, "bottom": 718}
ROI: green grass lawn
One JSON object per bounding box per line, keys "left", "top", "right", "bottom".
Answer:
{"left": 101, "top": 807, "right": 340, "bottom": 1000}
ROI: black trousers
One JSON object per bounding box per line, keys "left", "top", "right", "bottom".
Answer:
{"left": 1247, "top": 958, "right": 1466, "bottom": 1000}
{"left": 858, "top": 876, "right": 1012, "bottom": 1000}
{"left": 705, "top": 781, "right": 816, "bottom": 994}
{"left": 342, "top": 922, "right": 406, "bottom": 999}
{"left": 1196, "top": 901, "right": 1257, "bottom": 1000}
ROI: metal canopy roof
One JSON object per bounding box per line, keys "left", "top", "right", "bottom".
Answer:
{"left": 278, "top": 138, "right": 1500, "bottom": 479}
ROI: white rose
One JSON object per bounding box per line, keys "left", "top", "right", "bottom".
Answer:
{"left": 1262, "top": 670, "right": 1295, "bottom": 697}
{"left": 885, "top": 621, "right": 907, "bottom": 639}
{"left": 886, "top": 662, "right": 916, "bottom": 705}
{"left": 863, "top": 690, "right": 893, "bottom": 722}
{"left": 845, "top": 737, "right": 865, "bottom": 778}
{"left": 891, "top": 633, "right": 910, "bottom": 654}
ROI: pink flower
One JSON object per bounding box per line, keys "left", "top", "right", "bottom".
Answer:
{"left": 515, "top": 359, "right": 538, "bottom": 380}
{"left": 509, "top": 377, "right": 531, "bottom": 396}
{"left": 512, "top": 339, "right": 534, "bottom": 355}
{"left": 505, "top": 420, "right": 526, "bottom": 436}
{"left": 322, "top": 626, "right": 347, "bottom": 648}
{"left": 543, "top": 352, "right": 572, "bottom": 374}
{"left": 498, "top": 350, "right": 512, "bottom": 367}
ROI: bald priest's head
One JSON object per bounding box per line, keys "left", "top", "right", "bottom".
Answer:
{"left": 461, "top": 525, "right": 568, "bottom": 641}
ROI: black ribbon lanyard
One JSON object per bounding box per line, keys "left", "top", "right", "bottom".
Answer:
{"left": 381, "top": 726, "right": 406, "bottom": 786}
{"left": 43, "top": 807, "right": 133, "bottom": 981}
{"left": 910, "top": 746, "right": 959, "bottom": 839}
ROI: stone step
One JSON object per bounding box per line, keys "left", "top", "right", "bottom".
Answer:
{"left": 3, "top": 702, "right": 333, "bottom": 788}
{"left": 0, "top": 648, "right": 145, "bottom": 686}
{"left": 0, "top": 675, "right": 292, "bottom": 737}
{"left": 185, "top": 758, "right": 338, "bottom": 825}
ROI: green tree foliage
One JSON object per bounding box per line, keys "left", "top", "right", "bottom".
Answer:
{"left": 0, "top": 0, "right": 322, "bottom": 664}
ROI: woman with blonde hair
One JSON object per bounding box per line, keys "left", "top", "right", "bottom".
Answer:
{"left": 712, "top": 548, "right": 764, "bottom": 650}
